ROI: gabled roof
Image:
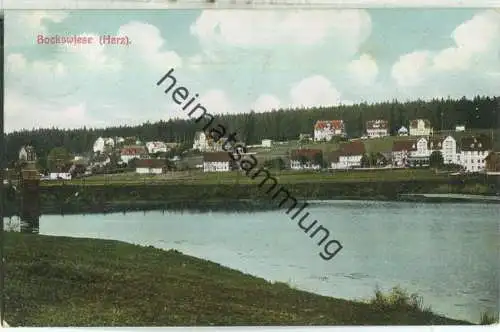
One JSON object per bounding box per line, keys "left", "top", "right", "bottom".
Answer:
{"left": 339, "top": 141, "right": 365, "bottom": 156}
{"left": 121, "top": 145, "right": 147, "bottom": 155}
{"left": 392, "top": 139, "right": 417, "bottom": 152}
{"left": 314, "top": 120, "right": 345, "bottom": 130}
{"left": 290, "top": 149, "right": 323, "bottom": 160}
{"left": 459, "top": 135, "right": 492, "bottom": 151}
{"left": 398, "top": 126, "right": 408, "bottom": 132}
{"left": 428, "top": 136, "right": 452, "bottom": 149}
{"left": 366, "top": 120, "right": 389, "bottom": 130}
{"left": 203, "top": 152, "right": 232, "bottom": 162}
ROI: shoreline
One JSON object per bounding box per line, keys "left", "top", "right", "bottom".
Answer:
{"left": 5, "top": 232, "right": 475, "bottom": 326}
{"left": 3, "top": 193, "right": 499, "bottom": 218}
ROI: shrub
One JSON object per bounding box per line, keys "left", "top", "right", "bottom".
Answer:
{"left": 369, "top": 286, "right": 431, "bottom": 313}
{"left": 480, "top": 312, "right": 499, "bottom": 325}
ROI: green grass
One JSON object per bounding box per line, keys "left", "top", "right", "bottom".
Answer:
{"left": 41, "top": 168, "right": 447, "bottom": 187}
{"left": 4, "top": 232, "right": 472, "bottom": 326}
{"left": 479, "top": 312, "right": 499, "bottom": 325}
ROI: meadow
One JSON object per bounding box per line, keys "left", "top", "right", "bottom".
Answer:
{"left": 4, "top": 232, "right": 477, "bottom": 326}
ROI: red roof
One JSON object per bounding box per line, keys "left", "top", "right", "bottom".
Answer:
{"left": 314, "top": 120, "right": 344, "bottom": 130}
{"left": 203, "top": 152, "right": 233, "bottom": 162}
{"left": 392, "top": 140, "right": 417, "bottom": 152}
{"left": 339, "top": 141, "right": 365, "bottom": 156}
{"left": 121, "top": 145, "right": 147, "bottom": 155}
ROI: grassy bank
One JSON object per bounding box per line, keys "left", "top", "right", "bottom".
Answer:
{"left": 4, "top": 232, "right": 474, "bottom": 326}
{"left": 3, "top": 170, "right": 497, "bottom": 216}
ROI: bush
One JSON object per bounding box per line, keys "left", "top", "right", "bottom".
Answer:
{"left": 369, "top": 286, "right": 431, "bottom": 313}
{"left": 480, "top": 312, "right": 499, "bottom": 325}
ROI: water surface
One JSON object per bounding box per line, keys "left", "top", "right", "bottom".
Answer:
{"left": 8, "top": 200, "right": 499, "bottom": 323}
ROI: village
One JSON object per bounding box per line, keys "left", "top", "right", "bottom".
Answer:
{"left": 10, "top": 117, "right": 500, "bottom": 183}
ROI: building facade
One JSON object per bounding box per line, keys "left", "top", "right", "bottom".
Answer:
{"left": 314, "top": 120, "right": 346, "bottom": 141}
{"left": 120, "top": 145, "right": 148, "bottom": 164}
{"left": 392, "top": 140, "right": 417, "bottom": 167}
{"left": 428, "top": 136, "right": 458, "bottom": 165}
{"left": 366, "top": 120, "right": 389, "bottom": 138}
{"left": 289, "top": 149, "right": 323, "bottom": 170}
{"left": 135, "top": 159, "right": 167, "bottom": 174}
{"left": 330, "top": 141, "right": 366, "bottom": 169}
{"left": 409, "top": 119, "right": 433, "bottom": 136}
{"left": 193, "top": 131, "right": 209, "bottom": 151}
{"left": 203, "top": 152, "right": 235, "bottom": 172}
{"left": 398, "top": 126, "right": 409, "bottom": 136}
{"left": 19, "top": 145, "right": 37, "bottom": 162}
{"left": 93, "top": 137, "right": 115, "bottom": 153}
{"left": 459, "top": 135, "right": 492, "bottom": 172}
{"left": 145, "top": 141, "right": 168, "bottom": 154}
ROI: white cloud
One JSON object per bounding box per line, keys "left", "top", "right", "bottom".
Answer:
{"left": 347, "top": 53, "right": 379, "bottom": 85}
{"left": 252, "top": 94, "right": 281, "bottom": 112}
{"left": 5, "top": 89, "right": 90, "bottom": 131}
{"left": 6, "top": 53, "right": 70, "bottom": 96}
{"left": 199, "top": 89, "right": 234, "bottom": 114}
{"left": 187, "top": 50, "right": 220, "bottom": 71}
{"left": 452, "top": 10, "right": 500, "bottom": 54}
{"left": 290, "top": 75, "right": 342, "bottom": 108}
{"left": 391, "top": 51, "right": 432, "bottom": 87}
{"left": 6, "top": 10, "right": 69, "bottom": 47}
{"left": 118, "top": 21, "right": 183, "bottom": 70}
{"left": 392, "top": 10, "right": 500, "bottom": 86}
{"left": 58, "top": 33, "right": 122, "bottom": 72}
{"left": 432, "top": 47, "right": 472, "bottom": 71}
{"left": 190, "top": 9, "right": 371, "bottom": 52}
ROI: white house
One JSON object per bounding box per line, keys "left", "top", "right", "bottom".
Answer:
{"left": 314, "top": 120, "right": 346, "bottom": 141}
{"left": 299, "top": 133, "right": 313, "bottom": 142}
{"left": 392, "top": 140, "right": 417, "bottom": 167}
{"left": 398, "top": 126, "right": 409, "bottom": 136}
{"left": 411, "top": 137, "right": 430, "bottom": 157}
{"left": 193, "top": 131, "right": 209, "bottom": 151}
{"left": 289, "top": 149, "right": 323, "bottom": 170}
{"left": 135, "top": 159, "right": 166, "bottom": 174}
{"left": 19, "top": 145, "right": 37, "bottom": 161}
{"left": 93, "top": 137, "right": 115, "bottom": 153}
{"left": 329, "top": 141, "right": 366, "bottom": 169}
{"left": 459, "top": 135, "right": 492, "bottom": 173}
{"left": 120, "top": 145, "right": 147, "bottom": 164}
{"left": 428, "top": 136, "right": 458, "bottom": 165}
{"left": 49, "top": 172, "right": 72, "bottom": 180}
{"left": 366, "top": 120, "right": 389, "bottom": 138}
{"left": 409, "top": 119, "right": 433, "bottom": 136}
{"left": 115, "top": 137, "right": 125, "bottom": 144}
{"left": 146, "top": 141, "right": 168, "bottom": 154}
{"left": 455, "top": 125, "right": 466, "bottom": 132}
{"left": 262, "top": 139, "right": 272, "bottom": 148}
{"left": 203, "top": 152, "right": 235, "bottom": 172}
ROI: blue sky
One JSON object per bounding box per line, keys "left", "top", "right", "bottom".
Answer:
{"left": 4, "top": 8, "right": 500, "bottom": 132}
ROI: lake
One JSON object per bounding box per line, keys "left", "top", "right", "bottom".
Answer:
{"left": 5, "top": 200, "right": 499, "bottom": 323}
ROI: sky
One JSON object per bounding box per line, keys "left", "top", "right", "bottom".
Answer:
{"left": 4, "top": 8, "right": 500, "bottom": 132}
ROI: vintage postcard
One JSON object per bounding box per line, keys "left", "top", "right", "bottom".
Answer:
{"left": 1, "top": 5, "right": 499, "bottom": 327}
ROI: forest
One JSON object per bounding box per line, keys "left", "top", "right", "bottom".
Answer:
{"left": 3, "top": 96, "right": 499, "bottom": 164}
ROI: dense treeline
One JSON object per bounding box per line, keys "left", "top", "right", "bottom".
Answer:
{"left": 4, "top": 96, "right": 499, "bottom": 163}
